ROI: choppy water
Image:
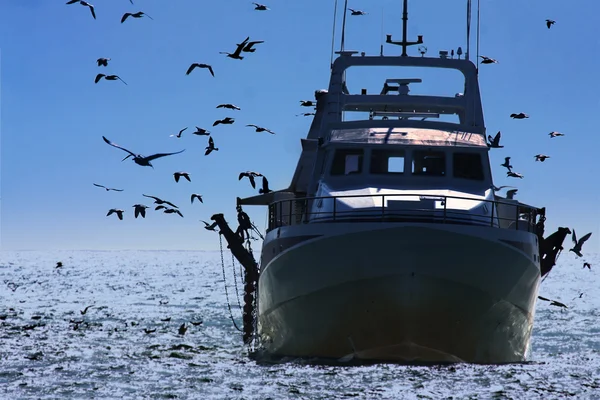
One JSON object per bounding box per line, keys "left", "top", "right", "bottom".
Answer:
{"left": 1, "top": 250, "right": 599, "bottom": 399}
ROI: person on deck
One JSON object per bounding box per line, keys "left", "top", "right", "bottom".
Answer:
{"left": 235, "top": 205, "right": 253, "bottom": 241}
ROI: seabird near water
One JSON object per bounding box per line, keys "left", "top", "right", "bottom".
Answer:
{"left": 500, "top": 157, "right": 513, "bottom": 171}
{"left": 239, "top": 171, "right": 263, "bottom": 189}
{"left": 170, "top": 127, "right": 187, "bottom": 138}
{"left": 510, "top": 113, "right": 529, "bottom": 119}
{"left": 93, "top": 183, "right": 123, "bottom": 192}
{"left": 163, "top": 208, "right": 183, "bottom": 218}
{"left": 217, "top": 104, "right": 241, "bottom": 110}
{"left": 220, "top": 37, "right": 248, "bottom": 60}
{"left": 121, "top": 11, "right": 153, "bottom": 23}
{"left": 142, "top": 194, "right": 178, "bottom": 208}
{"left": 537, "top": 296, "right": 567, "bottom": 309}
{"left": 186, "top": 63, "right": 214, "bottom": 77}
{"left": 487, "top": 131, "right": 503, "bottom": 148}
{"left": 107, "top": 209, "right": 124, "bottom": 220}
{"left": 103, "top": 136, "right": 185, "bottom": 168}
{"left": 535, "top": 154, "right": 550, "bottom": 162}
{"left": 479, "top": 56, "right": 498, "bottom": 64}
{"left": 506, "top": 189, "right": 518, "bottom": 200}
{"left": 242, "top": 40, "right": 264, "bottom": 53}
{"left": 191, "top": 194, "right": 203, "bottom": 204}
{"left": 549, "top": 131, "right": 564, "bottom": 138}
{"left": 192, "top": 127, "right": 210, "bottom": 136}
{"left": 202, "top": 220, "right": 218, "bottom": 231}
{"left": 173, "top": 172, "right": 191, "bottom": 182}
{"left": 246, "top": 124, "right": 275, "bottom": 134}
{"left": 97, "top": 58, "right": 110, "bottom": 67}
{"left": 348, "top": 8, "right": 367, "bottom": 15}
{"left": 300, "top": 100, "right": 316, "bottom": 107}
{"left": 95, "top": 74, "right": 127, "bottom": 85}
{"left": 546, "top": 19, "right": 556, "bottom": 29}
{"left": 507, "top": 171, "right": 524, "bottom": 179}
{"left": 259, "top": 176, "right": 271, "bottom": 194}
{"left": 205, "top": 136, "right": 218, "bottom": 155}
{"left": 253, "top": 2, "right": 269, "bottom": 10}
{"left": 133, "top": 204, "right": 149, "bottom": 218}
{"left": 213, "top": 117, "right": 235, "bottom": 126}
{"left": 570, "top": 230, "right": 592, "bottom": 257}
{"left": 66, "top": 1, "right": 96, "bottom": 20}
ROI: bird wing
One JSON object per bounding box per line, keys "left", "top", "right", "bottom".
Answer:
{"left": 179, "top": 127, "right": 187, "bottom": 135}
{"left": 94, "top": 183, "right": 106, "bottom": 189}
{"left": 174, "top": 173, "right": 180, "bottom": 182}
{"left": 186, "top": 64, "right": 197, "bottom": 75}
{"left": 207, "top": 65, "right": 214, "bottom": 77}
{"left": 111, "top": 188, "right": 124, "bottom": 192}
{"left": 116, "top": 76, "right": 128, "bottom": 85}
{"left": 103, "top": 136, "right": 137, "bottom": 157}
{"left": 578, "top": 232, "right": 592, "bottom": 246}
{"left": 121, "top": 13, "right": 130, "bottom": 23}
{"left": 505, "top": 157, "right": 510, "bottom": 163}
{"left": 164, "top": 200, "right": 178, "bottom": 208}
{"left": 145, "top": 149, "right": 185, "bottom": 162}
{"left": 209, "top": 136, "right": 214, "bottom": 147}
{"left": 265, "top": 129, "right": 275, "bottom": 134}
{"left": 134, "top": 207, "right": 140, "bottom": 218}
{"left": 95, "top": 73, "right": 105, "bottom": 83}
{"left": 142, "top": 12, "right": 154, "bottom": 20}
{"left": 246, "top": 124, "right": 259, "bottom": 129}
{"left": 262, "top": 176, "right": 269, "bottom": 190}
{"left": 249, "top": 175, "right": 256, "bottom": 189}
{"left": 239, "top": 172, "right": 247, "bottom": 180}
{"left": 143, "top": 194, "right": 161, "bottom": 202}
{"left": 572, "top": 230, "right": 577, "bottom": 246}
{"left": 88, "top": 4, "right": 96, "bottom": 19}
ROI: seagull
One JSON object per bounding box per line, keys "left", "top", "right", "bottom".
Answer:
{"left": 217, "top": 104, "right": 241, "bottom": 110}
{"left": 93, "top": 183, "right": 123, "bottom": 192}
{"left": 121, "top": 11, "right": 153, "bottom": 23}
{"left": 205, "top": 136, "right": 218, "bottom": 155}
{"left": 348, "top": 8, "right": 367, "bottom": 15}
{"left": 133, "top": 204, "right": 149, "bottom": 218}
{"left": 170, "top": 127, "right": 187, "bottom": 138}
{"left": 500, "top": 157, "right": 512, "bottom": 171}
{"left": 97, "top": 58, "right": 110, "bottom": 67}
{"left": 570, "top": 230, "right": 592, "bottom": 257}
{"left": 546, "top": 19, "right": 556, "bottom": 29}
{"left": 102, "top": 136, "right": 185, "bottom": 168}
{"left": 80, "top": 305, "right": 94, "bottom": 315}
{"left": 487, "top": 131, "right": 503, "bottom": 148}
{"left": 201, "top": 220, "right": 218, "bottom": 231}
{"left": 66, "top": 1, "right": 96, "bottom": 20}
{"left": 143, "top": 194, "right": 178, "bottom": 208}
{"left": 192, "top": 127, "right": 211, "bottom": 136}
{"left": 242, "top": 40, "right": 264, "bottom": 53}
{"left": 538, "top": 296, "right": 567, "bottom": 309}
{"left": 297, "top": 112, "right": 316, "bottom": 117}
{"left": 510, "top": 113, "right": 529, "bottom": 119}
{"left": 252, "top": 2, "right": 269, "bottom": 10}
{"left": 107, "top": 209, "right": 124, "bottom": 220}
{"left": 300, "top": 100, "right": 316, "bottom": 107}
{"left": 95, "top": 74, "right": 127, "bottom": 85}
{"left": 163, "top": 208, "right": 183, "bottom": 217}
{"left": 535, "top": 154, "right": 550, "bottom": 162}
{"left": 191, "top": 194, "right": 203, "bottom": 204}
{"left": 186, "top": 63, "right": 214, "bottom": 77}
{"left": 259, "top": 176, "right": 271, "bottom": 194}
{"left": 173, "top": 172, "right": 191, "bottom": 183}
{"left": 479, "top": 56, "right": 498, "bottom": 64}
{"left": 213, "top": 117, "right": 235, "bottom": 126}
{"left": 178, "top": 323, "right": 187, "bottom": 335}
{"left": 246, "top": 124, "right": 275, "bottom": 134}
{"left": 549, "top": 131, "right": 564, "bottom": 138}
{"left": 583, "top": 262, "right": 591, "bottom": 270}
{"left": 56, "top": 262, "right": 63, "bottom": 269}
{"left": 507, "top": 171, "right": 524, "bottom": 179}
{"left": 506, "top": 189, "right": 518, "bottom": 200}
{"left": 490, "top": 185, "right": 515, "bottom": 192}
{"left": 220, "top": 37, "right": 248, "bottom": 60}
{"left": 239, "top": 171, "right": 263, "bottom": 189}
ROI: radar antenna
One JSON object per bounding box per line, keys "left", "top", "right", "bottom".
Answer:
{"left": 385, "top": 0, "right": 423, "bottom": 56}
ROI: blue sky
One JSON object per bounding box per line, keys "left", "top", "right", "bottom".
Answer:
{"left": 1, "top": 0, "right": 598, "bottom": 253}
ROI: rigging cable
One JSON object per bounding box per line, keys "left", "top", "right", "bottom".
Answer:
{"left": 476, "top": 0, "right": 481, "bottom": 72}
{"left": 330, "top": 0, "right": 339, "bottom": 68}
{"left": 340, "top": 0, "right": 348, "bottom": 52}
{"left": 219, "top": 235, "right": 243, "bottom": 332}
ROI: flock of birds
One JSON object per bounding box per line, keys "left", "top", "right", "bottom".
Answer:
{"left": 477, "top": 19, "right": 593, "bottom": 274}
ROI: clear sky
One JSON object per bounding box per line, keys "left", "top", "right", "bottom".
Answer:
{"left": 1, "top": 0, "right": 598, "bottom": 252}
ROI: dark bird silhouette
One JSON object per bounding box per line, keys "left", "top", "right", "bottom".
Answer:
{"left": 80, "top": 305, "right": 93, "bottom": 315}
{"left": 142, "top": 194, "right": 178, "bottom": 208}
{"left": 490, "top": 185, "right": 515, "bottom": 192}
{"left": 300, "top": 100, "right": 316, "bottom": 107}
{"left": 506, "top": 189, "right": 518, "bottom": 200}
{"left": 479, "top": 55, "right": 498, "bottom": 64}
{"left": 510, "top": 113, "right": 529, "bottom": 119}
{"left": 507, "top": 171, "right": 524, "bottom": 179}
{"left": 56, "top": 262, "right": 63, "bottom": 269}
{"left": 239, "top": 171, "right": 263, "bottom": 189}
{"left": 538, "top": 296, "right": 567, "bottom": 309}
{"left": 144, "top": 328, "right": 156, "bottom": 334}
{"left": 191, "top": 194, "right": 203, "bottom": 204}
{"left": 259, "top": 176, "right": 271, "bottom": 194}
{"left": 202, "top": 220, "right": 218, "bottom": 231}
{"left": 500, "top": 157, "right": 512, "bottom": 172}
{"left": 133, "top": 204, "right": 149, "bottom": 218}
{"left": 535, "top": 154, "right": 550, "bottom": 162}
{"left": 253, "top": 2, "right": 269, "bottom": 10}
{"left": 97, "top": 57, "right": 110, "bottom": 67}
{"left": 160, "top": 317, "right": 171, "bottom": 322}
{"left": 213, "top": 117, "right": 235, "bottom": 126}
{"left": 583, "top": 262, "right": 591, "bottom": 270}
{"left": 107, "top": 209, "right": 124, "bottom": 220}
{"left": 93, "top": 183, "right": 123, "bottom": 192}
{"left": 348, "top": 8, "right": 367, "bottom": 15}
{"left": 192, "top": 127, "right": 211, "bottom": 136}
{"left": 246, "top": 124, "right": 275, "bottom": 134}
{"left": 186, "top": 63, "right": 214, "bottom": 77}
{"left": 570, "top": 230, "right": 592, "bottom": 257}
{"left": 546, "top": 19, "right": 556, "bottom": 29}
{"left": 66, "top": 1, "right": 96, "bottom": 20}
{"left": 170, "top": 127, "right": 187, "bottom": 138}
{"left": 95, "top": 74, "right": 127, "bottom": 85}
{"left": 190, "top": 321, "right": 203, "bottom": 326}
{"left": 178, "top": 323, "right": 187, "bottom": 335}
{"left": 121, "top": 11, "right": 153, "bottom": 23}
{"left": 549, "top": 131, "right": 564, "bottom": 138}
{"left": 103, "top": 136, "right": 185, "bottom": 168}
{"left": 163, "top": 208, "right": 183, "bottom": 218}
{"left": 220, "top": 37, "right": 248, "bottom": 60}
{"left": 297, "top": 112, "right": 316, "bottom": 117}
{"left": 173, "top": 172, "right": 191, "bottom": 183}
{"left": 205, "top": 136, "right": 218, "bottom": 155}
{"left": 217, "top": 104, "right": 241, "bottom": 110}
{"left": 487, "top": 131, "right": 503, "bottom": 148}
{"left": 242, "top": 40, "right": 264, "bottom": 53}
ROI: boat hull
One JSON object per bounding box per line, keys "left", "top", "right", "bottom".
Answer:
{"left": 257, "top": 223, "right": 540, "bottom": 363}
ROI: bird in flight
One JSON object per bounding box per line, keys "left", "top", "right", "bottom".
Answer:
{"left": 246, "top": 124, "right": 275, "bottom": 134}
{"left": 510, "top": 113, "right": 529, "bottom": 119}
{"left": 348, "top": 8, "right": 367, "bottom": 16}
{"left": 170, "top": 127, "right": 187, "bottom": 138}
{"left": 133, "top": 204, "right": 149, "bottom": 218}
{"left": 242, "top": 40, "right": 264, "bottom": 53}
{"left": 205, "top": 136, "right": 218, "bottom": 156}
{"left": 107, "top": 209, "right": 124, "bottom": 220}
{"left": 507, "top": 171, "right": 524, "bottom": 179}
{"left": 220, "top": 37, "right": 248, "bottom": 60}
{"left": 259, "top": 176, "right": 272, "bottom": 194}
{"left": 570, "top": 230, "right": 592, "bottom": 257}
{"left": 163, "top": 208, "right": 183, "bottom": 218}
{"left": 506, "top": 189, "right": 518, "bottom": 200}
{"left": 546, "top": 19, "right": 556, "bottom": 29}
{"left": 192, "top": 127, "right": 211, "bottom": 136}
{"left": 537, "top": 296, "right": 567, "bottom": 309}
{"left": 239, "top": 171, "right": 263, "bottom": 189}
{"left": 191, "top": 194, "right": 203, "bottom": 204}
{"left": 549, "top": 131, "right": 564, "bottom": 138}
{"left": 186, "top": 63, "right": 214, "bottom": 77}
{"left": 535, "top": 154, "right": 550, "bottom": 162}
{"left": 201, "top": 220, "right": 218, "bottom": 231}
{"left": 173, "top": 172, "right": 191, "bottom": 183}
{"left": 66, "top": 1, "right": 96, "bottom": 20}
{"left": 93, "top": 183, "right": 123, "bottom": 192}
{"left": 121, "top": 11, "right": 153, "bottom": 23}
{"left": 487, "top": 131, "right": 503, "bottom": 148}
{"left": 97, "top": 58, "right": 110, "bottom": 67}
{"left": 103, "top": 136, "right": 184, "bottom": 168}
{"left": 297, "top": 112, "right": 316, "bottom": 117}
{"left": 500, "top": 157, "right": 512, "bottom": 172}
{"left": 213, "top": 117, "right": 235, "bottom": 126}
{"left": 143, "top": 194, "right": 178, "bottom": 208}
{"left": 299, "top": 100, "right": 316, "bottom": 107}
{"left": 253, "top": 2, "right": 269, "bottom": 10}
{"left": 583, "top": 262, "right": 591, "bottom": 270}
{"left": 95, "top": 74, "right": 127, "bottom": 85}
{"left": 217, "top": 104, "right": 241, "bottom": 110}
{"left": 479, "top": 56, "right": 498, "bottom": 64}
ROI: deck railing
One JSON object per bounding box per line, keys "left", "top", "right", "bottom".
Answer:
{"left": 267, "top": 193, "right": 543, "bottom": 234}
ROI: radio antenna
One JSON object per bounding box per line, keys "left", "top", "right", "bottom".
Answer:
{"left": 340, "top": 0, "right": 348, "bottom": 52}
{"left": 380, "top": 7, "right": 384, "bottom": 56}
{"left": 330, "top": 0, "right": 339, "bottom": 68}
{"left": 466, "top": 0, "right": 471, "bottom": 61}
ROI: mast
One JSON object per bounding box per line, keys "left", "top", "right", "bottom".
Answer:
{"left": 385, "top": 0, "right": 423, "bottom": 57}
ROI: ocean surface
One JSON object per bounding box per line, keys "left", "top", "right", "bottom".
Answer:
{"left": 1, "top": 250, "right": 598, "bottom": 400}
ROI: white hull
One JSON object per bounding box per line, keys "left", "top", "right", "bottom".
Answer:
{"left": 257, "top": 223, "right": 540, "bottom": 363}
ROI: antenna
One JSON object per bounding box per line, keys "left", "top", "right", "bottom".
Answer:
{"left": 340, "top": 0, "right": 349, "bottom": 52}
{"left": 380, "top": 7, "right": 384, "bottom": 56}
{"left": 385, "top": 0, "right": 423, "bottom": 57}
{"left": 330, "top": 0, "right": 339, "bottom": 68}
{"left": 476, "top": 0, "right": 481, "bottom": 70}
{"left": 466, "top": 0, "right": 471, "bottom": 61}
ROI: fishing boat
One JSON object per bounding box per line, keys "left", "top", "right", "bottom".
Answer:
{"left": 212, "top": 0, "right": 566, "bottom": 363}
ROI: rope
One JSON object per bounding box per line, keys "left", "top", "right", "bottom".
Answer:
{"left": 231, "top": 252, "right": 243, "bottom": 310}
{"left": 219, "top": 235, "right": 242, "bottom": 332}
{"left": 340, "top": 0, "right": 349, "bottom": 52}
{"left": 330, "top": 0, "right": 339, "bottom": 68}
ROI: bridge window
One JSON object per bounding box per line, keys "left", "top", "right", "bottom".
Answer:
{"left": 453, "top": 153, "right": 484, "bottom": 180}
{"left": 412, "top": 150, "right": 446, "bottom": 176}
{"left": 370, "top": 150, "right": 405, "bottom": 174}
{"left": 331, "top": 149, "right": 364, "bottom": 175}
